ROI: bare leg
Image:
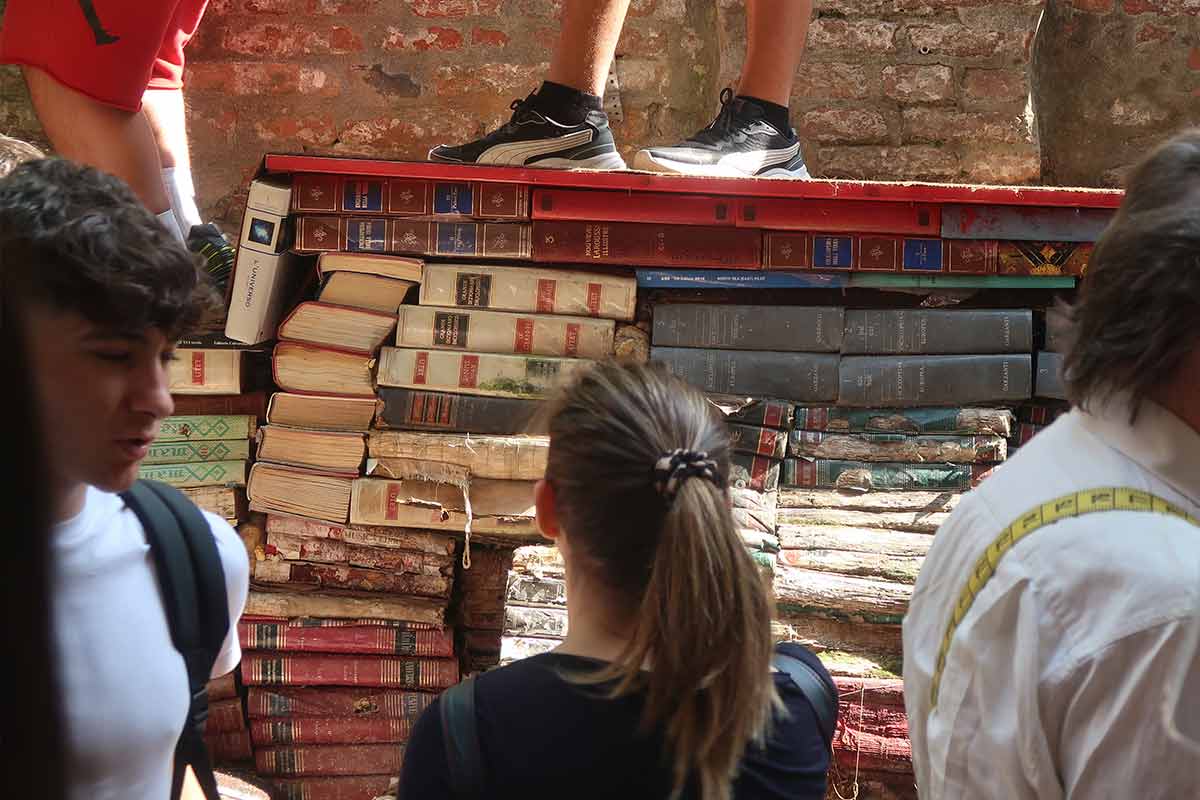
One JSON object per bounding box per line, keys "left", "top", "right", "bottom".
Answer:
{"left": 22, "top": 66, "right": 170, "bottom": 213}
{"left": 141, "top": 88, "right": 189, "bottom": 172}
{"left": 547, "top": 0, "right": 633, "bottom": 96}
{"left": 737, "top": 0, "right": 813, "bottom": 106}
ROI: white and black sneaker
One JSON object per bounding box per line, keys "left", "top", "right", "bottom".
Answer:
{"left": 633, "top": 88, "right": 810, "bottom": 179}
{"left": 429, "top": 94, "right": 627, "bottom": 170}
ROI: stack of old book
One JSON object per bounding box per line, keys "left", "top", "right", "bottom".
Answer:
{"left": 499, "top": 545, "right": 566, "bottom": 665}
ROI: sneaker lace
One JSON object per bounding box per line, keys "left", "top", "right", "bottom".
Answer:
{"left": 474, "top": 94, "right": 543, "bottom": 144}
{"left": 688, "top": 87, "right": 745, "bottom": 146}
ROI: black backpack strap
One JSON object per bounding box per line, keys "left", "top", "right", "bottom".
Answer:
{"left": 440, "top": 676, "right": 484, "bottom": 799}
{"left": 773, "top": 650, "right": 838, "bottom": 750}
{"left": 122, "top": 479, "right": 230, "bottom": 800}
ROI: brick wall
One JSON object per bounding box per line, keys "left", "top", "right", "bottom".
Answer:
{"left": 0, "top": 0, "right": 1198, "bottom": 226}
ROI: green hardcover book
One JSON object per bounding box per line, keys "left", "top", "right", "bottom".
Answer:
{"left": 138, "top": 459, "right": 247, "bottom": 488}
{"left": 157, "top": 415, "right": 257, "bottom": 442}
{"left": 782, "top": 459, "right": 992, "bottom": 491}
{"left": 143, "top": 439, "right": 252, "bottom": 465}
{"left": 791, "top": 406, "right": 1013, "bottom": 437}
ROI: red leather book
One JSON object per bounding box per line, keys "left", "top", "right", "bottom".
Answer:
{"left": 269, "top": 775, "right": 396, "bottom": 800}
{"left": 240, "top": 653, "right": 459, "bottom": 690}
{"left": 294, "top": 216, "right": 532, "bottom": 260}
{"left": 170, "top": 391, "right": 269, "bottom": 418}
{"left": 204, "top": 697, "right": 246, "bottom": 734}
{"left": 531, "top": 220, "right": 761, "bottom": 268}
{"left": 238, "top": 621, "right": 454, "bottom": 657}
{"left": 246, "top": 687, "right": 435, "bottom": 720}
{"left": 255, "top": 743, "right": 404, "bottom": 776}
{"left": 205, "top": 730, "right": 253, "bottom": 762}
{"left": 292, "top": 173, "right": 529, "bottom": 219}
{"left": 250, "top": 715, "right": 414, "bottom": 746}
{"left": 532, "top": 188, "right": 735, "bottom": 226}
{"left": 739, "top": 197, "right": 940, "bottom": 235}
{"left": 208, "top": 672, "right": 239, "bottom": 701}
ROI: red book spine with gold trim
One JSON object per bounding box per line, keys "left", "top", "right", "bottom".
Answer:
{"left": 250, "top": 716, "right": 414, "bottom": 746}
{"left": 531, "top": 220, "right": 761, "bottom": 268}
{"left": 238, "top": 621, "right": 454, "bottom": 657}
{"left": 255, "top": 743, "right": 404, "bottom": 777}
{"left": 246, "top": 687, "right": 435, "bottom": 720}
{"left": 240, "top": 653, "right": 459, "bottom": 690}
{"left": 292, "top": 173, "right": 529, "bottom": 219}
{"left": 271, "top": 775, "right": 397, "bottom": 800}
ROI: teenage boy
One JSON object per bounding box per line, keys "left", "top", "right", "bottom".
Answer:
{"left": 0, "top": 158, "right": 249, "bottom": 800}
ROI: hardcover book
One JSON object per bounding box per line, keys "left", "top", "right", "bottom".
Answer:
{"left": 533, "top": 188, "right": 735, "bottom": 226}
{"left": 375, "top": 347, "right": 590, "bottom": 399}
{"left": 841, "top": 309, "right": 1033, "bottom": 355}
{"left": 374, "top": 387, "right": 542, "bottom": 435}
{"left": 143, "top": 439, "right": 251, "bottom": 465}
{"left": 267, "top": 392, "right": 377, "bottom": 432}
{"left": 727, "top": 423, "right": 788, "bottom": 459}
{"left": 838, "top": 355, "right": 1032, "bottom": 406}
{"left": 292, "top": 174, "right": 530, "bottom": 219}
{"left": 652, "top": 304, "right": 843, "bottom": 352}
{"left": 782, "top": 459, "right": 992, "bottom": 491}
{"left": 397, "top": 305, "right": 615, "bottom": 359}
{"left": 792, "top": 406, "right": 1014, "bottom": 436}
{"left": 273, "top": 342, "right": 377, "bottom": 398}
{"left": 241, "top": 653, "right": 459, "bottom": 690}
{"left": 787, "top": 431, "right": 1006, "bottom": 463}
{"left": 295, "top": 216, "right": 532, "bottom": 259}
{"left": 418, "top": 263, "right": 637, "bottom": 321}
{"left": 531, "top": 220, "right": 761, "bottom": 268}
{"left": 367, "top": 431, "right": 548, "bottom": 481}
{"left": 278, "top": 302, "right": 397, "bottom": 354}
{"left": 263, "top": 531, "right": 454, "bottom": 574}
{"left": 138, "top": 460, "right": 246, "bottom": 488}
{"left": 156, "top": 415, "right": 257, "bottom": 442}
{"left": 652, "top": 347, "right": 839, "bottom": 402}
{"left": 246, "top": 686, "right": 435, "bottom": 719}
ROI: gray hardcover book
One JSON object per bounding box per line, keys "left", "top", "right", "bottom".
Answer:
{"left": 838, "top": 355, "right": 1032, "bottom": 406}
{"left": 653, "top": 346, "right": 839, "bottom": 402}
{"left": 842, "top": 309, "right": 1033, "bottom": 354}
{"left": 1035, "top": 351, "right": 1067, "bottom": 400}
{"left": 652, "top": 305, "right": 843, "bottom": 352}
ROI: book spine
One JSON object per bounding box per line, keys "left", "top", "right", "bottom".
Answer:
{"left": 272, "top": 775, "right": 397, "bottom": 800}
{"left": 1035, "top": 351, "right": 1067, "bottom": 399}
{"left": 157, "top": 415, "right": 255, "bottom": 442}
{"left": 265, "top": 515, "right": 455, "bottom": 556}
{"left": 138, "top": 460, "right": 246, "bottom": 488}
{"left": 837, "top": 355, "right": 1032, "bottom": 406}
{"left": 264, "top": 531, "right": 452, "bottom": 573}
{"left": 205, "top": 730, "right": 253, "bottom": 762}
{"left": 170, "top": 391, "right": 269, "bottom": 417}
{"left": 741, "top": 197, "right": 939, "bottom": 235}
{"left": 293, "top": 174, "right": 529, "bottom": 219}
{"left": 791, "top": 406, "right": 1013, "bottom": 436}
{"left": 787, "top": 432, "right": 1007, "bottom": 463}
{"left": 295, "top": 217, "right": 532, "bottom": 259}
{"left": 841, "top": 309, "right": 1033, "bottom": 354}
{"left": 205, "top": 698, "right": 246, "bottom": 734}
{"left": 272, "top": 342, "right": 377, "bottom": 398}
{"left": 1015, "top": 402, "right": 1068, "bottom": 425}
{"left": 531, "top": 220, "right": 761, "bottom": 268}
{"left": 240, "top": 654, "right": 459, "bottom": 690}
{"left": 239, "top": 622, "right": 454, "bottom": 657}
{"left": 727, "top": 423, "right": 788, "bottom": 459}
{"left": 533, "top": 188, "right": 735, "bottom": 226}
{"left": 942, "top": 205, "right": 1113, "bottom": 242}
{"left": 730, "top": 453, "right": 781, "bottom": 493}
{"left": 652, "top": 347, "right": 839, "bottom": 402}
{"left": 637, "top": 268, "right": 847, "bottom": 289}
{"left": 208, "top": 672, "right": 239, "bottom": 701}
{"left": 183, "top": 486, "right": 243, "bottom": 525}
{"left": 246, "top": 687, "right": 434, "bottom": 719}
{"left": 782, "top": 459, "right": 991, "bottom": 491}
{"left": 652, "top": 304, "right": 844, "bottom": 352}
{"left": 254, "top": 561, "right": 452, "bottom": 599}
{"left": 998, "top": 241, "right": 1091, "bottom": 276}
{"left": 255, "top": 744, "right": 404, "bottom": 777}
{"left": 418, "top": 264, "right": 637, "bottom": 321}
{"left": 250, "top": 716, "right": 414, "bottom": 746}
{"left": 225, "top": 248, "right": 305, "bottom": 345}
{"left": 397, "top": 306, "right": 615, "bottom": 359}
{"left": 376, "top": 347, "right": 587, "bottom": 399}
{"left": 169, "top": 350, "right": 242, "bottom": 395}
{"left": 143, "top": 439, "right": 251, "bottom": 465}
{"left": 243, "top": 590, "right": 444, "bottom": 625}
{"left": 374, "top": 388, "right": 540, "bottom": 434}
{"left": 708, "top": 396, "right": 795, "bottom": 429}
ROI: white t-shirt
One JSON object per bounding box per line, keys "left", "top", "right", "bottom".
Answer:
{"left": 903, "top": 399, "right": 1200, "bottom": 799}
{"left": 52, "top": 486, "right": 250, "bottom": 800}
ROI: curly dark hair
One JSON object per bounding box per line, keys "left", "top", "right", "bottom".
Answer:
{"left": 0, "top": 158, "right": 214, "bottom": 339}
{"left": 1064, "top": 129, "right": 1200, "bottom": 420}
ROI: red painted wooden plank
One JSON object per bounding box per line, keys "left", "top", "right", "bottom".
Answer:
{"left": 263, "top": 154, "right": 1124, "bottom": 209}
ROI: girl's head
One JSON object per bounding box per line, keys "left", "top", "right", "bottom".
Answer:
{"left": 535, "top": 360, "right": 777, "bottom": 800}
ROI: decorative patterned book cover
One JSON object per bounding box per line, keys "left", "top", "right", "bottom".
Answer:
{"left": 739, "top": 197, "right": 940, "bottom": 235}
{"left": 838, "top": 355, "right": 1032, "bottom": 406}
{"left": 375, "top": 347, "right": 590, "bottom": 400}
{"left": 841, "top": 309, "right": 1033, "bottom": 355}
{"left": 941, "top": 204, "right": 1113, "bottom": 242}
{"left": 652, "top": 347, "right": 839, "bottom": 402}
{"left": 271, "top": 775, "right": 398, "bottom": 800}
{"left": 652, "top": 304, "right": 843, "bottom": 352}
{"left": 730, "top": 452, "right": 781, "bottom": 492}
{"left": 706, "top": 395, "right": 795, "bottom": 430}
{"left": 137, "top": 459, "right": 246, "bottom": 488}
{"left": 396, "top": 305, "right": 615, "bottom": 359}
{"left": 419, "top": 263, "right": 637, "bottom": 321}
{"left": 252, "top": 560, "right": 452, "bottom": 599}
{"left": 156, "top": 415, "right": 256, "bottom": 442}
{"left": 143, "top": 438, "right": 250, "bottom": 465}
{"left": 533, "top": 188, "right": 735, "bottom": 226}
{"left": 292, "top": 173, "right": 529, "bottom": 219}
{"left": 246, "top": 686, "right": 435, "bottom": 719}
{"left": 727, "top": 423, "right": 788, "bottom": 459}
{"left": 374, "top": 387, "right": 542, "bottom": 435}
{"left": 295, "top": 216, "right": 532, "bottom": 259}
{"left": 170, "top": 391, "right": 268, "bottom": 418}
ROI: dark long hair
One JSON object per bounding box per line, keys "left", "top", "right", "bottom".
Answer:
{"left": 542, "top": 361, "right": 778, "bottom": 800}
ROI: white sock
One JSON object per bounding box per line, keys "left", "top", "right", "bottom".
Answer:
{"left": 157, "top": 209, "right": 186, "bottom": 244}
{"left": 162, "top": 165, "right": 203, "bottom": 235}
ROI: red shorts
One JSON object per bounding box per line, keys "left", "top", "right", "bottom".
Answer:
{"left": 0, "top": 0, "right": 209, "bottom": 112}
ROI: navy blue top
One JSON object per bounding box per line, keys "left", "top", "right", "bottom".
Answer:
{"left": 399, "top": 642, "right": 834, "bottom": 799}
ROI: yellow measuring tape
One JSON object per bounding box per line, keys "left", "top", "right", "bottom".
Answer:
{"left": 930, "top": 486, "right": 1199, "bottom": 707}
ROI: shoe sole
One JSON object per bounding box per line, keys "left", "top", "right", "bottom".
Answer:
{"left": 429, "top": 150, "right": 627, "bottom": 171}
{"left": 632, "top": 150, "right": 810, "bottom": 179}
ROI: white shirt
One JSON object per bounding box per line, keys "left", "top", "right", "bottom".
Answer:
{"left": 53, "top": 486, "right": 250, "bottom": 800}
{"left": 903, "top": 399, "right": 1200, "bottom": 799}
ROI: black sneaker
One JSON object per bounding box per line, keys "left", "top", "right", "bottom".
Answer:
{"left": 188, "top": 222, "right": 236, "bottom": 293}
{"left": 634, "top": 88, "right": 809, "bottom": 179}
{"left": 429, "top": 94, "right": 627, "bottom": 170}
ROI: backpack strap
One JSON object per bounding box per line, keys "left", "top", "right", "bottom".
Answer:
{"left": 772, "top": 650, "right": 838, "bottom": 750}
{"left": 122, "top": 479, "right": 230, "bottom": 800}
{"left": 440, "top": 676, "right": 484, "bottom": 799}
